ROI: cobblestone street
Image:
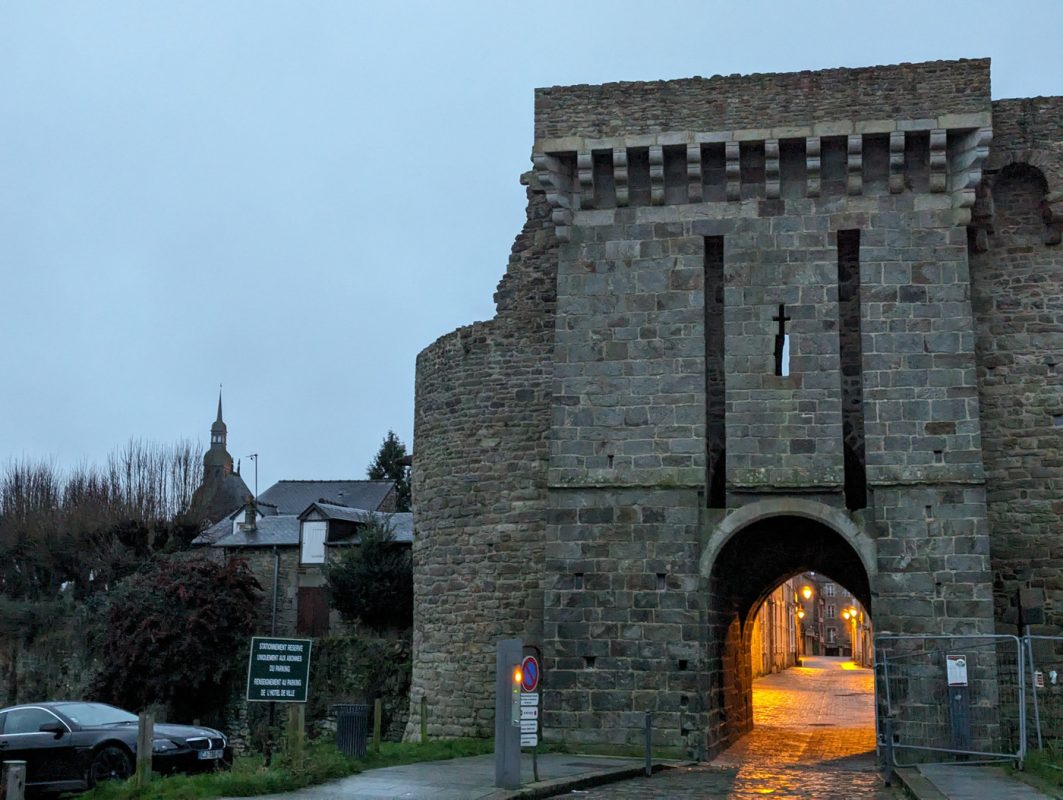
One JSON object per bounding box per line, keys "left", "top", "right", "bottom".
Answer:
{"left": 553, "top": 657, "right": 900, "bottom": 799}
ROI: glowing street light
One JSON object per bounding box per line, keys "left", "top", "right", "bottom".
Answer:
{"left": 842, "top": 607, "right": 859, "bottom": 664}
{"left": 802, "top": 586, "right": 813, "bottom": 600}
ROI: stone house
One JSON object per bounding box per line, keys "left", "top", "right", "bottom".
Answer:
{"left": 195, "top": 485, "right": 410, "bottom": 638}
{"left": 186, "top": 404, "right": 410, "bottom": 636}
{"left": 747, "top": 577, "right": 800, "bottom": 678}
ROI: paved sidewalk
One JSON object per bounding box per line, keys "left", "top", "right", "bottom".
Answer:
{"left": 897, "top": 763, "right": 1060, "bottom": 800}
{"left": 223, "top": 752, "right": 651, "bottom": 800}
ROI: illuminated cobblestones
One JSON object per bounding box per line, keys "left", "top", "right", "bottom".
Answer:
{"left": 554, "top": 657, "right": 901, "bottom": 799}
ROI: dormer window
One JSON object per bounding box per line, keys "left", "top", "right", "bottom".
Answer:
{"left": 301, "top": 520, "right": 327, "bottom": 564}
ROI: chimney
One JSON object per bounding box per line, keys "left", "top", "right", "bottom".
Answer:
{"left": 240, "top": 496, "right": 257, "bottom": 532}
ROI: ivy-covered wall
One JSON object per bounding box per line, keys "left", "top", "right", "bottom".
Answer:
{"left": 224, "top": 633, "right": 412, "bottom": 752}
{"left": 0, "top": 600, "right": 99, "bottom": 709}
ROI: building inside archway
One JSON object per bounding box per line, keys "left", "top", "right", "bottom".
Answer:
{"left": 748, "top": 573, "right": 872, "bottom": 677}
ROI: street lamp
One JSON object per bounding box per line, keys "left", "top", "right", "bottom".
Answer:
{"left": 842, "top": 607, "right": 858, "bottom": 664}
{"left": 802, "top": 585, "right": 813, "bottom": 600}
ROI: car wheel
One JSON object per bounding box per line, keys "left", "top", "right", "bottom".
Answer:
{"left": 88, "top": 744, "right": 133, "bottom": 786}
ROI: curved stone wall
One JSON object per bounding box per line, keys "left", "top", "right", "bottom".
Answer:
{"left": 405, "top": 178, "right": 558, "bottom": 738}
{"left": 972, "top": 99, "right": 1063, "bottom": 632}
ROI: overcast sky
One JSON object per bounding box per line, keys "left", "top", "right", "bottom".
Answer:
{"left": 2, "top": 1, "right": 1061, "bottom": 492}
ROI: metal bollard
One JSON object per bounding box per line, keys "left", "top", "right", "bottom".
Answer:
{"left": 3, "top": 760, "right": 27, "bottom": 800}
{"left": 373, "top": 699, "right": 382, "bottom": 754}
{"left": 420, "top": 696, "right": 428, "bottom": 743}
{"left": 881, "top": 716, "right": 895, "bottom": 787}
{"left": 644, "top": 712, "right": 652, "bottom": 777}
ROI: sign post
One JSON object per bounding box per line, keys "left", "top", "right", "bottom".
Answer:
{"left": 247, "top": 636, "right": 312, "bottom": 765}
{"left": 945, "top": 654, "right": 971, "bottom": 750}
{"left": 520, "top": 653, "right": 541, "bottom": 782}
{"left": 246, "top": 637, "right": 312, "bottom": 703}
{"left": 494, "top": 639, "right": 522, "bottom": 790}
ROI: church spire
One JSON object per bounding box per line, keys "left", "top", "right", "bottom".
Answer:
{"left": 188, "top": 387, "right": 250, "bottom": 525}
{"left": 211, "top": 387, "right": 227, "bottom": 448}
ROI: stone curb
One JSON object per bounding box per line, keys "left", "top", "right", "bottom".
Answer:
{"left": 893, "top": 767, "right": 948, "bottom": 800}
{"left": 488, "top": 760, "right": 692, "bottom": 800}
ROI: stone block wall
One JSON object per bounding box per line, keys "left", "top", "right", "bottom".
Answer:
{"left": 542, "top": 487, "right": 705, "bottom": 755}
{"left": 548, "top": 210, "right": 706, "bottom": 490}
{"left": 534, "top": 59, "right": 990, "bottom": 141}
{"left": 549, "top": 196, "right": 986, "bottom": 495}
{"left": 219, "top": 547, "right": 300, "bottom": 635}
{"left": 971, "top": 98, "right": 1063, "bottom": 632}
{"left": 870, "top": 485, "right": 995, "bottom": 636}
{"left": 405, "top": 178, "right": 557, "bottom": 739}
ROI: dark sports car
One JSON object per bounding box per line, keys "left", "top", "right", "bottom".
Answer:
{"left": 0, "top": 701, "right": 232, "bottom": 794}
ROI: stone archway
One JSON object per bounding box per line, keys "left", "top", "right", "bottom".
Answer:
{"left": 700, "top": 501, "right": 877, "bottom": 753}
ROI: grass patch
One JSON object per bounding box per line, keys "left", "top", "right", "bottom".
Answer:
{"left": 1019, "top": 748, "right": 1063, "bottom": 796}
{"left": 76, "top": 738, "right": 493, "bottom": 800}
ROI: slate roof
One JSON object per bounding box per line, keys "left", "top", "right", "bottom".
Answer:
{"left": 255, "top": 480, "right": 394, "bottom": 514}
{"left": 210, "top": 515, "right": 301, "bottom": 548}
{"left": 304, "top": 502, "right": 414, "bottom": 543}
{"left": 193, "top": 503, "right": 413, "bottom": 548}
{"left": 193, "top": 514, "right": 236, "bottom": 546}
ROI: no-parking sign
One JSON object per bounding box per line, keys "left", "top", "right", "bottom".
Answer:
{"left": 520, "top": 655, "right": 540, "bottom": 746}
{"left": 521, "top": 656, "right": 540, "bottom": 693}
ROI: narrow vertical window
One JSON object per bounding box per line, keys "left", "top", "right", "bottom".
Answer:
{"left": 705, "top": 236, "right": 726, "bottom": 508}
{"left": 838, "top": 229, "right": 867, "bottom": 509}
{"left": 773, "top": 305, "right": 791, "bottom": 376}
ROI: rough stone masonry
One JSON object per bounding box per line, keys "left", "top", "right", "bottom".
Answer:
{"left": 406, "top": 58, "right": 1063, "bottom": 756}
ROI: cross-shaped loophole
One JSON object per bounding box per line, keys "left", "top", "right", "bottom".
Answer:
{"left": 773, "top": 304, "right": 791, "bottom": 376}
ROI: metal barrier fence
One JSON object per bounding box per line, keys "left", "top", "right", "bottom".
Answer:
{"left": 875, "top": 634, "right": 1026, "bottom": 767}
{"left": 1024, "top": 634, "right": 1063, "bottom": 752}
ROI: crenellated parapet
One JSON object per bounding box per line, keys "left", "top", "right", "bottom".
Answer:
{"left": 534, "top": 114, "right": 993, "bottom": 241}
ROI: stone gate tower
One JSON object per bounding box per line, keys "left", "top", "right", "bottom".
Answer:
{"left": 408, "top": 58, "right": 1063, "bottom": 755}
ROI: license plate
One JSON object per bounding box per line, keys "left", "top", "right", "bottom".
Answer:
{"left": 197, "top": 749, "right": 223, "bottom": 760}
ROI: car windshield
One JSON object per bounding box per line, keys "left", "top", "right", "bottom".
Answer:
{"left": 52, "top": 703, "right": 138, "bottom": 727}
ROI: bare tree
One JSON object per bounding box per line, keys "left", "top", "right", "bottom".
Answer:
{"left": 0, "top": 438, "right": 204, "bottom": 600}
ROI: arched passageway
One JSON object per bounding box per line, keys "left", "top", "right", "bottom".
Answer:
{"left": 704, "top": 511, "right": 874, "bottom": 752}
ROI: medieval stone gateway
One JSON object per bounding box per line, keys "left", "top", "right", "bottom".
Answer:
{"left": 406, "top": 58, "right": 1063, "bottom": 757}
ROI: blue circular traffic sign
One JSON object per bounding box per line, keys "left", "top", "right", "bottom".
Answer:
{"left": 521, "top": 656, "right": 540, "bottom": 693}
